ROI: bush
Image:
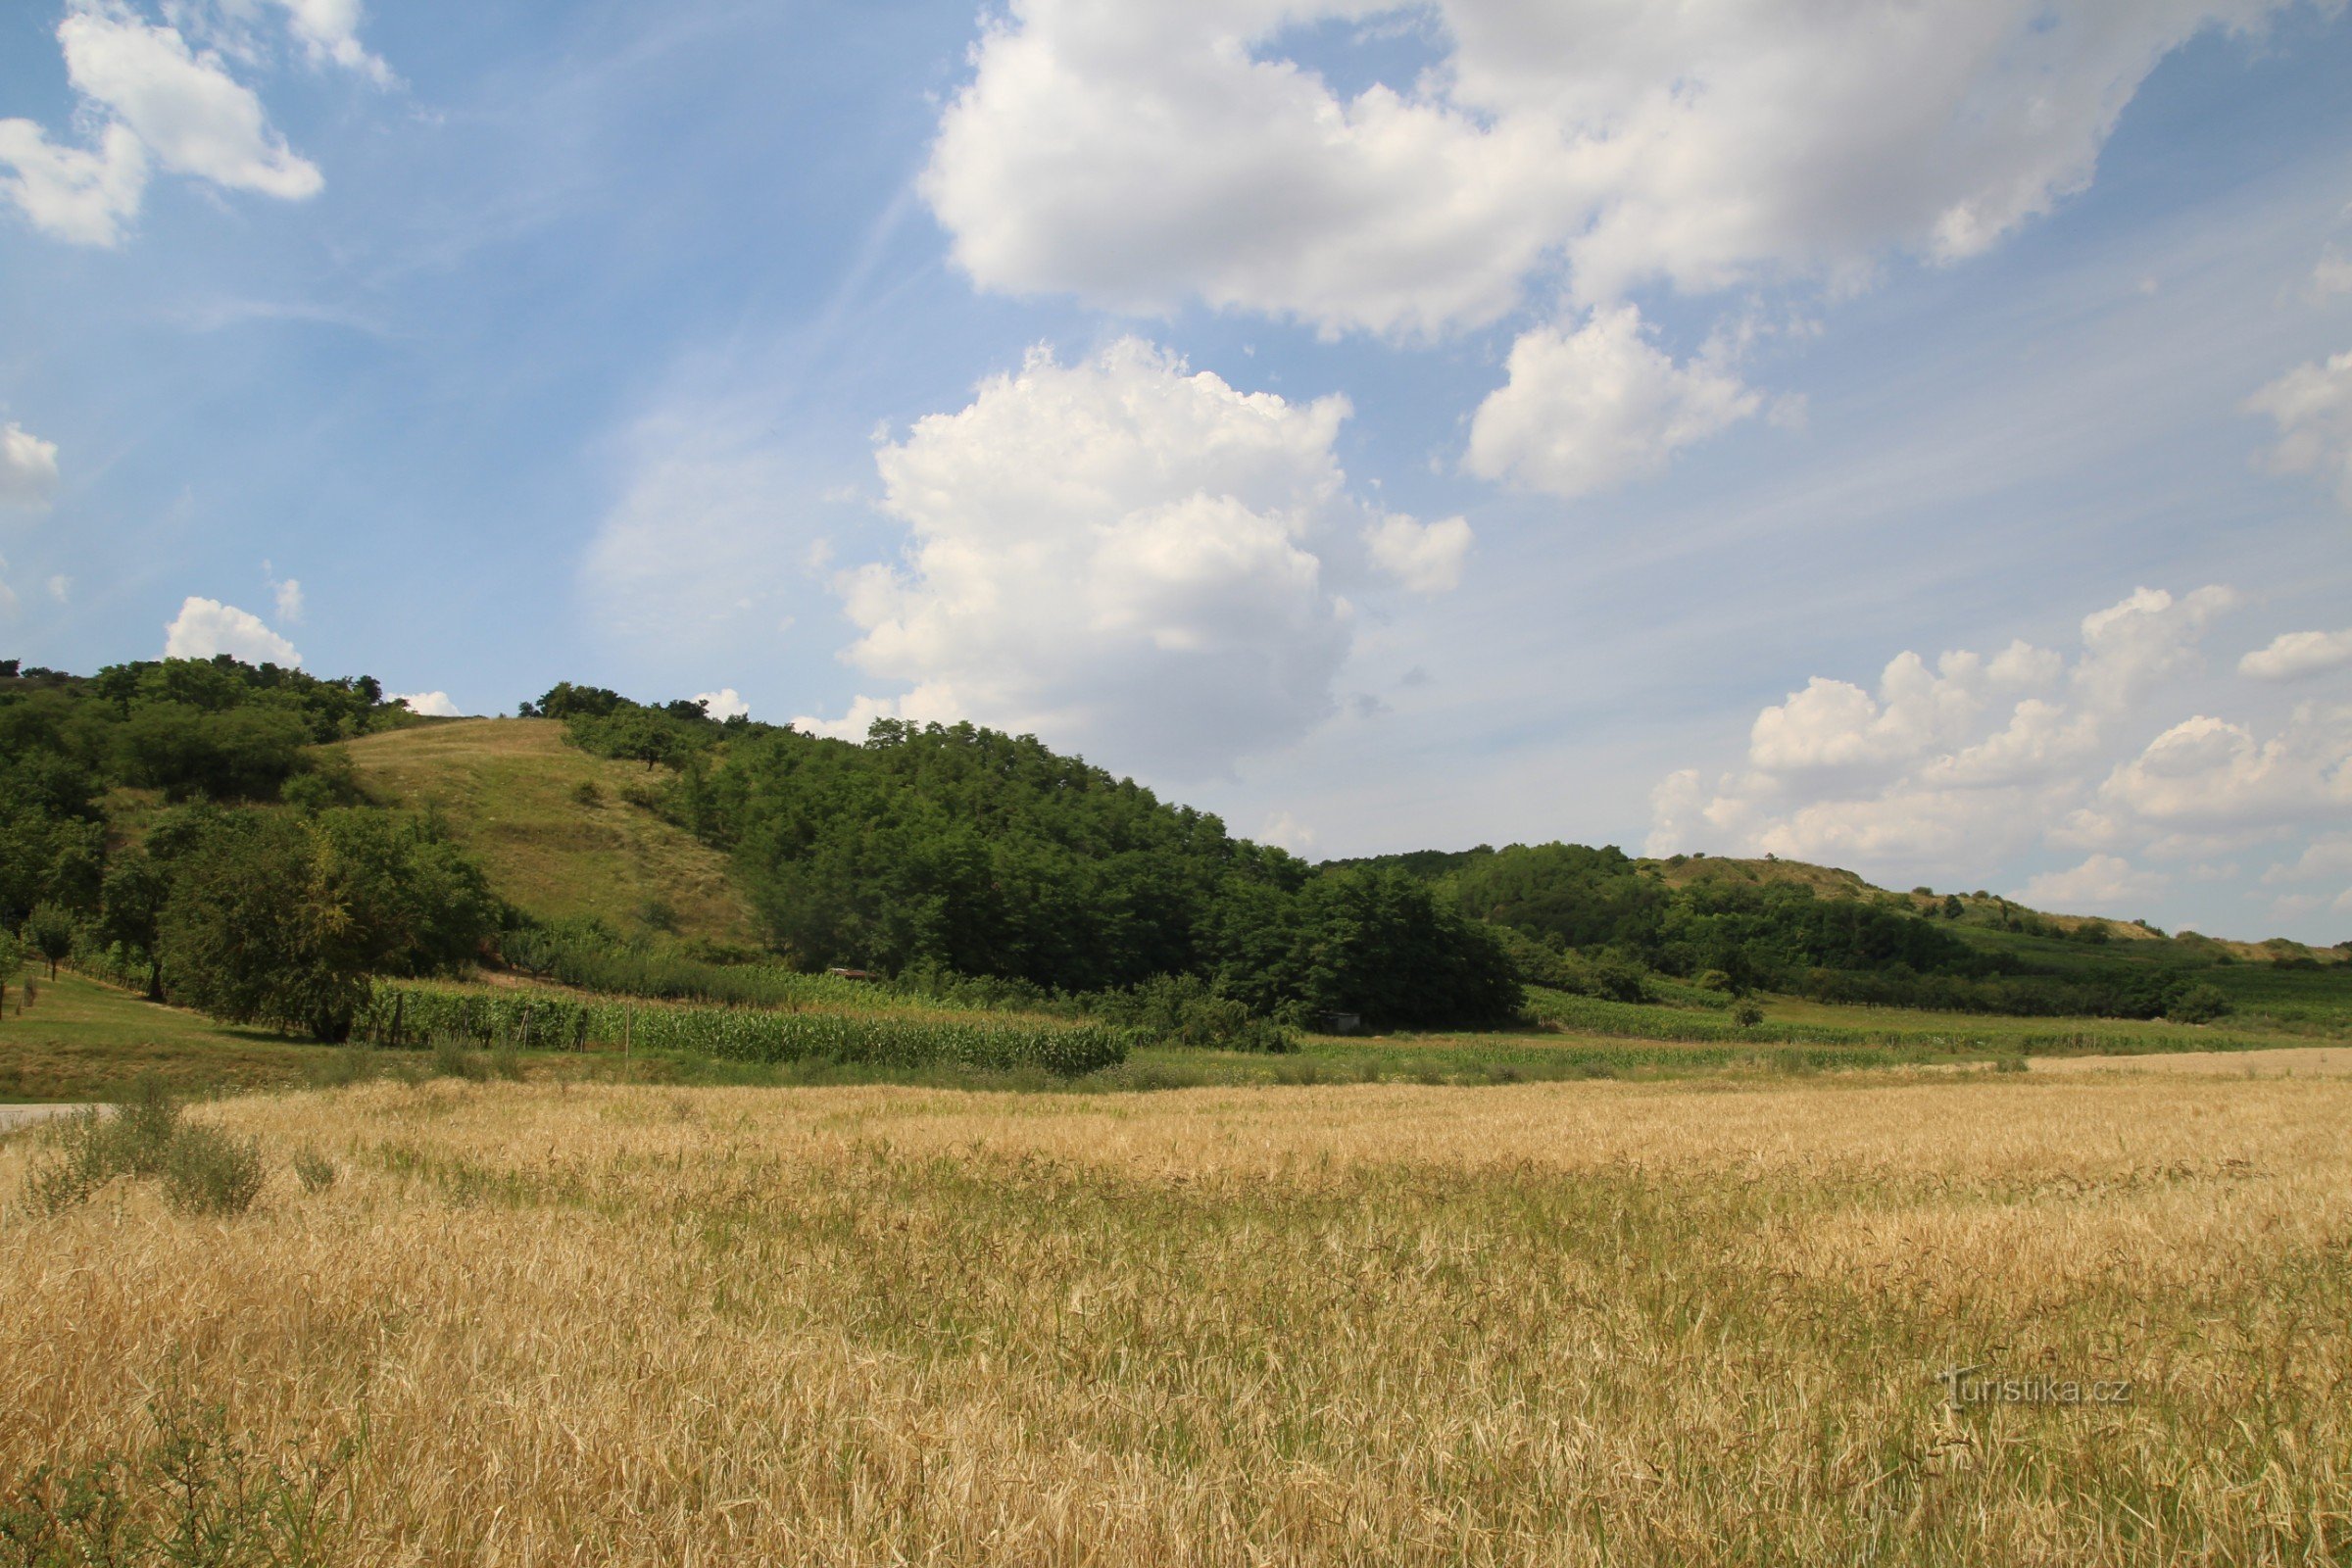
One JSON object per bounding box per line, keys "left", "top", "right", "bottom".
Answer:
{"left": 2165, "top": 983, "right": 2232, "bottom": 1024}
{"left": 20, "top": 1080, "right": 266, "bottom": 1217}
{"left": 1731, "top": 1001, "right": 1765, "bottom": 1029}
{"left": 160, "top": 1125, "right": 266, "bottom": 1216}
{"left": 429, "top": 1033, "right": 486, "bottom": 1080}
{"left": 1093, "top": 974, "right": 1297, "bottom": 1053}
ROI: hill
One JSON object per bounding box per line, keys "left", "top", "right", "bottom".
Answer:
{"left": 338, "top": 718, "right": 760, "bottom": 947}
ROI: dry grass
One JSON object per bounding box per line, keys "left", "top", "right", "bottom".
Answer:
{"left": 3, "top": 1070, "right": 2347, "bottom": 1565}
{"left": 339, "top": 717, "right": 760, "bottom": 945}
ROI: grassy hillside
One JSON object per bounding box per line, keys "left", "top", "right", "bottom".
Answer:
{"left": 339, "top": 718, "right": 761, "bottom": 947}
{"left": 0, "top": 971, "right": 339, "bottom": 1102}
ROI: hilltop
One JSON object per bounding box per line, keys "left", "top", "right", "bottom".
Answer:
{"left": 339, "top": 718, "right": 760, "bottom": 947}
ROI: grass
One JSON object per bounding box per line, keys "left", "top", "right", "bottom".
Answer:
{"left": 1525, "top": 985, "right": 2337, "bottom": 1057}
{"left": 1, "top": 1069, "right": 2345, "bottom": 1563}
{"left": 337, "top": 717, "right": 761, "bottom": 946}
{"left": 0, "top": 971, "right": 341, "bottom": 1102}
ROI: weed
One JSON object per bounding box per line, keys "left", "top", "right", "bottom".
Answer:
{"left": 429, "top": 1034, "right": 486, "bottom": 1082}
{"left": 291, "top": 1146, "right": 337, "bottom": 1194}
{"left": 159, "top": 1125, "right": 266, "bottom": 1217}
{"left": 488, "top": 1038, "right": 525, "bottom": 1081}
{"left": 0, "top": 1387, "right": 359, "bottom": 1566}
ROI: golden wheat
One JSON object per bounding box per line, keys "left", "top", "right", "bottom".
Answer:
{"left": 3, "top": 1068, "right": 2345, "bottom": 1565}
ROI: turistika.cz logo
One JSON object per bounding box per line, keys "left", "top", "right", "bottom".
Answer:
{"left": 1937, "top": 1365, "right": 2134, "bottom": 1408}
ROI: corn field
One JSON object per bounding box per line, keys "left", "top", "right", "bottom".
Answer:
{"left": 352, "top": 983, "right": 1129, "bottom": 1076}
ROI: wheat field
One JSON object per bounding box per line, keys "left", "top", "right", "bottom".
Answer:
{"left": 3, "top": 1066, "right": 2347, "bottom": 1565}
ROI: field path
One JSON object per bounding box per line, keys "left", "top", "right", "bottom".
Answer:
{"left": 2033, "top": 1045, "right": 2352, "bottom": 1076}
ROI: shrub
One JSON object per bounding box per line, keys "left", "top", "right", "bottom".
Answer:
{"left": 429, "top": 1034, "right": 486, "bottom": 1080}
{"left": 1731, "top": 1001, "right": 1765, "bottom": 1029}
{"left": 2165, "top": 983, "right": 2232, "bottom": 1025}
{"left": 21, "top": 1081, "right": 266, "bottom": 1217}
{"left": 160, "top": 1125, "right": 266, "bottom": 1216}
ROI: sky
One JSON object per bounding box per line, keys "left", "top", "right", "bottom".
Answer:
{"left": 2, "top": 0, "right": 2349, "bottom": 943}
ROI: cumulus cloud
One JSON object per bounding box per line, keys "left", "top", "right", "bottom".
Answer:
{"left": 391, "top": 690, "right": 462, "bottom": 717}
{"left": 0, "top": 2, "right": 336, "bottom": 245}
{"left": 2261, "top": 832, "right": 2352, "bottom": 886}
{"left": 694, "top": 688, "right": 750, "bottom": 721}
{"left": 2071, "top": 584, "right": 2243, "bottom": 710}
{"left": 2240, "top": 628, "right": 2352, "bottom": 681}
{"left": 1364, "top": 514, "right": 1471, "bottom": 593}
{"left": 0, "top": 121, "right": 147, "bottom": 246}
{"left": 2247, "top": 348, "right": 2352, "bottom": 512}
{"left": 1465, "top": 306, "right": 1760, "bottom": 499}
{"left": 1646, "top": 584, "right": 2248, "bottom": 870}
{"left": 2016, "top": 855, "right": 2169, "bottom": 918}
{"left": 2097, "top": 709, "right": 2352, "bottom": 831}
{"left": 1648, "top": 581, "right": 2352, "bottom": 933}
{"left": 271, "top": 574, "right": 305, "bottom": 624}
{"left": 2312, "top": 247, "right": 2352, "bottom": 301}
{"left": 792, "top": 340, "right": 1439, "bottom": 776}
{"left": 923, "top": 0, "right": 2289, "bottom": 335}
{"left": 0, "top": 422, "right": 62, "bottom": 509}
{"left": 163, "top": 596, "right": 301, "bottom": 664}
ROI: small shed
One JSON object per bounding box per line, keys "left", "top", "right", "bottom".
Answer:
{"left": 1317, "top": 1010, "right": 1363, "bottom": 1035}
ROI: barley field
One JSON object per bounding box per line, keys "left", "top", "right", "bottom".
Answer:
{"left": 4, "top": 1067, "right": 2347, "bottom": 1565}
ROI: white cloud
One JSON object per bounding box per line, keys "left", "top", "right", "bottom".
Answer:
{"left": 694, "top": 687, "right": 750, "bottom": 721}
{"left": 923, "top": 0, "right": 2291, "bottom": 336}
{"left": 0, "top": 555, "right": 18, "bottom": 618}
{"left": 1364, "top": 514, "right": 1470, "bottom": 593}
{"left": 0, "top": 3, "right": 328, "bottom": 246}
{"left": 391, "top": 690, "right": 462, "bottom": 717}
{"left": 2016, "top": 855, "right": 2169, "bottom": 919}
{"left": 793, "top": 339, "right": 1435, "bottom": 777}
{"left": 1645, "top": 584, "right": 2257, "bottom": 879}
{"left": 1465, "top": 306, "right": 1760, "bottom": 500}
{"left": 262, "top": 0, "right": 393, "bottom": 83}
{"left": 2260, "top": 832, "right": 2352, "bottom": 886}
{"left": 0, "top": 120, "right": 147, "bottom": 246}
{"left": 62, "top": 7, "right": 321, "bottom": 196}
{"left": 1258, "top": 810, "right": 1315, "bottom": 856}
{"left": 163, "top": 595, "right": 301, "bottom": 664}
{"left": 1, "top": 422, "right": 63, "bottom": 509}
{"left": 2247, "top": 348, "right": 2352, "bottom": 512}
{"left": 2312, "top": 246, "right": 2352, "bottom": 301}
{"left": 271, "top": 574, "right": 305, "bottom": 624}
{"left": 2239, "top": 628, "right": 2352, "bottom": 681}
{"left": 2072, "top": 584, "right": 2242, "bottom": 710}
{"left": 2097, "top": 709, "right": 2352, "bottom": 831}
{"left": 46, "top": 574, "right": 71, "bottom": 604}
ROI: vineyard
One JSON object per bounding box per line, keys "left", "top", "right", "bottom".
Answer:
{"left": 352, "top": 983, "right": 1130, "bottom": 1076}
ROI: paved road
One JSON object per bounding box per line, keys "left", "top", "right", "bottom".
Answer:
{"left": 0, "top": 1103, "right": 102, "bottom": 1136}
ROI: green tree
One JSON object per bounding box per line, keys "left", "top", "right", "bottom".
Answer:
{"left": 158, "top": 809, "right": 494, "bottom": 1040}
{"left": 0, "top": 928, "right": 20, "bottom": 1019}
{"left": 23, "top": 901, "right": 76, "bottom": 978}
{"left": 99, "top": 848, "right": 172, "bottom": 999}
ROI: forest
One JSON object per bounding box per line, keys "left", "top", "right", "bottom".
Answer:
{"left": 2, "top": 660, "right": 2338, "bottom": 1044}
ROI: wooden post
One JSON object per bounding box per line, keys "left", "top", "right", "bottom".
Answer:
{"left": 623, "top": 1005, "right": 633, "bottom": 1059}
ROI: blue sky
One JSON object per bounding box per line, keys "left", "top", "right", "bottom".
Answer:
{"left": 2, "top": 0, "right": 2349, "bottom": 941}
